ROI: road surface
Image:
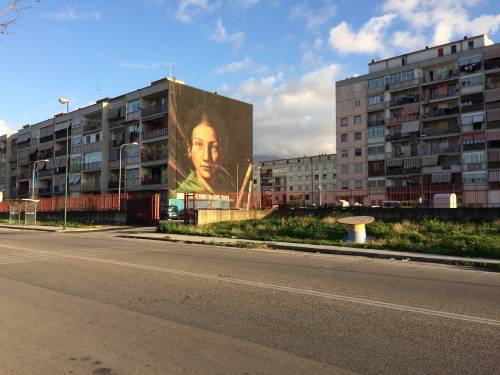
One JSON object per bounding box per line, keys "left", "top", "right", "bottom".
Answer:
{"left": 0, "top": 228, "right": 498, "bottom": 374}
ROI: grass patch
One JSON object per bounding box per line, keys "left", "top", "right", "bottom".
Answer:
{"left": 158, "top": 216, "right": 500, "bottom": 259}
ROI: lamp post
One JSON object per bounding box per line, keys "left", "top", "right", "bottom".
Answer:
{"left": 118, "top": 142, "right": 139, "bottom": 211}
{"left": 58, "top": 98, "right": 70, "bottom": 230}
{"left": 31, "top": 159, "right": 50, "bottom": 200}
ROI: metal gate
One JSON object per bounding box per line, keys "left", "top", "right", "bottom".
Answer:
{"left": 126, "top": 194, "right": 160, "bottom": 225}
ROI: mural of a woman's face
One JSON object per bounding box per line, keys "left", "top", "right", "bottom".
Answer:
{"left": 188, "top": 118, "right": 221, "bottom": 184}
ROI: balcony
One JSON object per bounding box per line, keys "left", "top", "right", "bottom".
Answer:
{"left": 421, "top": 70, "right": 459, "bottom": 85}
{"left": 53, "top": 185, "right": 65, "bottom": 194}
{"left": 461, "top": 103, "right": 485, "bottom": 114}
{"left": 389, "top": 95, "right": 419, "bottom": 107}
{"left": 82, "top": 162, "right": 102, "bottom": 172}
{"left": 109, "top": 118, "right": 126, "bottom": 129}
{"left": 69, "top": 184, "right": 81, "bottom": 193}
{"left": 17, "top": 171, "right": 31, "bottom": 180}
{"left": 422, "top": 146, "right": 461, "bottom": 156}
{"left": 388, "top": 78, "right": 419, "bottom": 91}
{"left": 55, "top": 129, "right": 71, "bottom": 140}
{"left": 83, "top": 142, "right": 101, "bottom": 153}
{"left": 82, "top": 120, "right": 102, "bottom": 133}
{"left": 462, "top": 162, "right": 487, "bottom": 171}
{"left": 387, "top": 113, "right": 419, "bottom": 125}
{"left": 142, "top": 103, "right": 167, "bottom": 119}
{"left": 109, "top": 160, "right": 120, "bottom": 169}
{"left": 459, "top": 62, "right": 482, "bottom": 74}
{"left": 81, "top": 181, "right": 100, "bottom": 192}
{"left": 422, "top": 125, "right": 460, "bottom": 138}
{"left": 141, "top": 150, "right": 167, "bottom": 165}
{"left": 108, "top": 180, "right": 122, "bottom": 190}
{"left": 38, "top": 187, "right": 52, "bottom": 195}
{"left": 109, "top": 139, "right": 125, "bottom": 148}
{"left": 54, "top": 149, "right": 67, "bottom": 157}
{"left": 142, "top": 127, "right": 168, "bottom": 141}
{"left": 367, "top": 119, "right": 385, "bottom": 127}
{"left": 425, "top": 87, "right": 459, "bottom": 102}
{"left": 37, "top": 169, "right": 53, "bottom": 178}
{"left": 386, "top": 167, "right": 421, "bottom": 176}
{"left": 422, "top": 107, "right": 459, "bottom": 121}
{"left": 126, "top": 156, "right": 140, "bottom": 165}
{"left": 126, "top": 110, "right": 141, "bottom": 122}
{"left": 71, "top": 145, "right": 82, "bottom": 154}
{"left": 141, "top": 175, "right": 165, "bottom": 187}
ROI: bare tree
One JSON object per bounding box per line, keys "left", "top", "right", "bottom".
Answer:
{"left": 0, "top": 0, "right": 40, "bottom": 37}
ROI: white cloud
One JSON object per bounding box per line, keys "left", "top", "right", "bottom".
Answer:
{"left": 290, "top": 1, "right": 337, "bottom": 29}
{"left": 215, "top": 57, "right": 267, "bottom": 74}
{"left": 329, "top": 14, "right": 396, "bottom": 55}
{"left": 225, "top": 65, "right": 339, "bottom": 157}
{"left": 210, "top": 18, "right": 246, "bottom": 51}
{"left": 0, "top": 120, "right": 14, "bottom": 135}
{"left": 175, "top": 0, "right": 216, "bottom": 23}
{"left": 41, "top": 6, "right": 101, "bottom": 21}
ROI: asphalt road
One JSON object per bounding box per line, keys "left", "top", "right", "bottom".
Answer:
{"left": 0, "top": 228, "right": 499, "bottom": 375}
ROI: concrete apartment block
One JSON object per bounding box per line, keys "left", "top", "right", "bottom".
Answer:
{"left": 336, "top": 34, "right": 500, "bottom": 207}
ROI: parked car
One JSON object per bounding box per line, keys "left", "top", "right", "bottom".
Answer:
{"left": 382, "top": 201, "right": 401, "bottom": 208}
{"left": 167, "top": 206, "right": 179, "bottom": 219}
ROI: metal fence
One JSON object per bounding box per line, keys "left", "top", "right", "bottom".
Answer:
{"left": 0, "top": 194, "right": 125, "bottom": 213}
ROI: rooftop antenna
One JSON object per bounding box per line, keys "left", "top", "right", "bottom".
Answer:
{"left": 166, "top": 61, "right": 176, "bottom": 79}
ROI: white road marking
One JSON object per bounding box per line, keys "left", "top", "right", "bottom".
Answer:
{"left": 0, "top": 242, "right": 499, "bottom": 327}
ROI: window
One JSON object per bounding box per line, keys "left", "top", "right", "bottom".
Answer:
{"left": 339, "top": 87, "right": 347, "bottom": 97}
{"left": 368, "top": 144, "right": 385, "bottom": 156}
{"left": 354, "top": 115, "right": 361, "bottom": 125}
{"left": 305, "top": 165, "right": 310, "bottom": 171}
{"left": 341, "top": 165, "right": 349, "bottom": 174}
{"left": 353, "top": 99, "right": 361, "bottom": 108}
{"left": 460, "top": 75, "right": 483, "bottom": 87}
{"left": 368, "top": 95, "right": 384, "bottom": 106}
{"left": 355, "top": 180, "right": 363, "bottom": 189}
{"left": 451, "top": 45, "right": 457, "bottom": 54}
{"left": 127, "top": 99, "right": 140, "bottom": 113}
{"left": 289, "top": 186, "right": 294, "bottom": 191}
{"left": 289, "top": 176, "right": 294, "bottom": 182}
{"left": 340, "top": 102, "right": 348, "bottom": 111}
{"left": 368, "top": 127, "right": 384, "bottom": 139}
{"left": 463, "top": 152, "right": 485, "bottom": 164}
{"left": 322, "top": 174, "right": 327, "bottom": 180}
{"left": 315, "top": 175, "right": 319, "bottom": 181}
{"left": 341, "top": 149, "right": 348, "bottom": 158}
{"left": 438, "top": 48, "right": 443, "bottom": 57}
{"left": 368, "top": 77, "right": 385, "bottom": 89}
{"left": 298, "top": 176, "right": 302, "bottom": 181}
{"left": 340, "top": 118, "right": 348, "bottom": 127}
{"left": 355, "top": 148, "right": 362, "bottom": 156}
{"left": 72, "top": 135, "right": 81, "bottom": 146}
{"left": 341, "top": 134, "right": 348, "bottom": 143}
{"left": 341, "top": 181, "right": 349, "bottom": 190}
{"left": 355, "top": 164, "right": 362, "bottom": 173}
{"left": 354, "top": 132, "right": 362, "bottom": 141}
{"left": 353, "top": 82, "right": 362, "bottom": 92}
{"left": 468, "top": 40, "right": 474, "bottom": 49}
{"left": 289, "top": 166, "right": 293, "bottom": 172}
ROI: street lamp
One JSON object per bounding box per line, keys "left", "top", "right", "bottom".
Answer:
{"left": 118, "top": 142, "right": 139, "bottom": 211}
{"left": 58, "top": 98, "right": 70, "bottom": 230}
{"left": 31, "top": 159, "right": 50, "bottom": 200}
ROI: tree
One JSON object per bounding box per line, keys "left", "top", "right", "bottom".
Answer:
{"left": 1, "top": 0, "right": 40, "bottom": 38}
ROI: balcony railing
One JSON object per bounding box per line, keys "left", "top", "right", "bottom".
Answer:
{"left": 142, "top": 104, "right": 167, "bottom": 118}
{"left": 422, "top": 107, "right": 459, "bottom": 119}
{"left": 142, "top": 127, "right": 168, "bottom": 141}
{"left": 388, "top": 78, "right": 420, "bottom": 91}
{"left": 82, "top": 120, "right": 102, "bottom": 133}
{"left": 461, "top": 103, "right": 485, "bottom": 113}
{"left": 126, "top": 110, "right": 141, "bottom": 122}
{"left": 425, "top": 87, "right": 459, "bottom": 101}
{"left": 367, "top": 119, "right": 385, "bottom": 127}
{"left": 387, "top": 113, "right": 419, "bottom": 125}
{"left": 109, "top": 118, "right": 126, "bottom": 129}
{"left": 38, "top": 169, "right": 53, "bottom": 177}
{"left": 17, "top": 171, "right": 31, "bottom": 180}
{"left": 141, "top": 175, "right": 165, "bottom": 186}
{"left": 83, "top": 161, "right": 102, "bottom": 172}
{"left": 421, "top": 70, "right": 459, "bottom": 84}
{"left": 462, "top": 162, "right": 487, "bottom": 171}
{"left": 71, "top": 145, "right": 82, "bottom": 154}
{"left": 141, "top": 150, "right": 167, "bottom": 163}
{"left": 389, "top": 95, "right": 419, "bottom": 107}
{"left": 83, "top": 142, "right": 101, "bottom": 153}
{"left": 54, "top": 149, "right": 67, "bottom": 157}
{"left": 109, "top": 160, "right": 120, "bottom": 169}
{"left": 422, "top": 146, "right": 461, "bottom": 156}
{"left": 109, "top": 139, "right": 125, "bottom": 148}
{"left": 81, "top": 182, "right": 101, "bottom": 192}
{"left": 126, "top": 156, "right": 140, "bottom": 165}
{"left": 422, "top": 125, "right": 460, "bottom": 137}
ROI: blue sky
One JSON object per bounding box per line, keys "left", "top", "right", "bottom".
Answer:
{"left": 1, "top": 0, "right": 500, "bottom": 157}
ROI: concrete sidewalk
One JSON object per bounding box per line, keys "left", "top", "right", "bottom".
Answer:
{"left": 0, "top": 224, "right": 132, "bottom": 233}
{"left": 118, "top": 232, "right": 500, "bottom": 270}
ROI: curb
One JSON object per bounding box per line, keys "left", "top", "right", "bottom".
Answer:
{"left": 117, "top": 234, "right": 500, "bottom": 271}
{"left": 0, "top": 224, "right": 134, "bottom": 233}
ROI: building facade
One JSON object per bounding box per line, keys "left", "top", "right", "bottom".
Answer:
{"left": 0, "top": 78, "right": 253, "bottom": 204}
{"left": 336, "top": 35, "right": 500, "bottom": 207}
{"left": 253, "top": 154, "right": 336, "bottom": 207}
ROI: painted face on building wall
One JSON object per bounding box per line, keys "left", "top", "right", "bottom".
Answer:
{"left": 188, "top": 118, "right": 221, "bottom": 187}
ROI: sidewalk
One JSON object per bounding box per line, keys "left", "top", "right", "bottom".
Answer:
{"left": 0, "top": 224, "right": 132, "bottom": 233}
{"left": 118, "top": 232, "right": 500, "bottom": 270}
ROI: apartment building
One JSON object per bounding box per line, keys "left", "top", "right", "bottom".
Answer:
{"left": 336, "top": 34, "right": 500, "bottom": 207}
{"left": 253, "top": 154, "right": 336, "bottom": 207}
{"left": 0, "top": 78, "right": 253, "bottom": 203}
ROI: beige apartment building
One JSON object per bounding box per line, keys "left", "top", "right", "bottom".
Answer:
{"left": 0, "top": 78, "right": 172, "bottom": 201}
{"left": 253, "top": 154, "right": 336, "bottom": 207}
{"left": 336, "top": 35, "right": 500, "bottom": 207}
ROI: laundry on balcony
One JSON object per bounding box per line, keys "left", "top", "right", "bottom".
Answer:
{"left": 431, "top": 172, "right": 452, "bottom": 183}
{"left": 422, "top": 155, "right": 439, "bottom": 166}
